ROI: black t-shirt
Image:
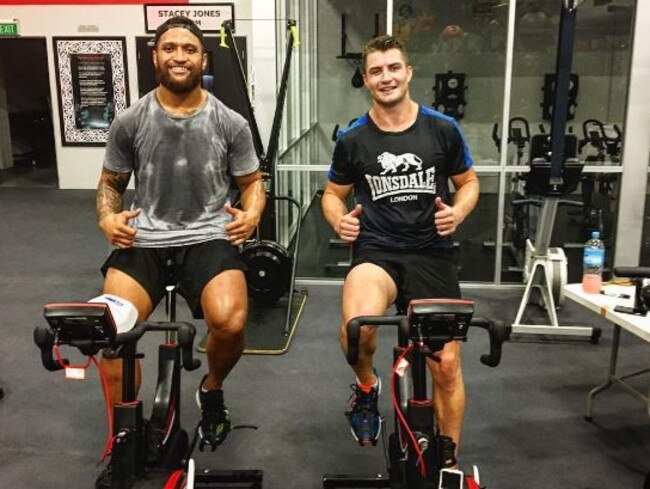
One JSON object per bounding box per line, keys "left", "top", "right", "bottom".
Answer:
{"left": 328, "top": 105, "right": 473, "bottom": 252}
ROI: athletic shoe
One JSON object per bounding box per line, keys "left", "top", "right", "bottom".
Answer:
{"left": 196, "top": 375, "right": 231, "bottom": 450}
{"left": 345, "top": 371, "right": 382, "bottom": 446}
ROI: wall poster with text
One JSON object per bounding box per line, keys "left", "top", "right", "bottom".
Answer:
{"left": 53, "top": 37, "right": 129, "bottom": 146}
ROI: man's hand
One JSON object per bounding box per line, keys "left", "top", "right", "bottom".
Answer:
{"left": 99, "top": 209, "right": 140, "bottom": 249}
{"left": 434, "top": 197, "right": 463, "bottom": 236}
{"left": 225, "top": 203, "right": 259, "bottom": 246}
{"left": 336, "top": 204, "right": 362, "bottom": 243}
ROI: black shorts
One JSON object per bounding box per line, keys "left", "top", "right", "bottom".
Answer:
{"left": 349, "top": 248, "right": 461, "bottom": 312}
{"left": 101, "top": 239, "right": 246, "bottom": 319}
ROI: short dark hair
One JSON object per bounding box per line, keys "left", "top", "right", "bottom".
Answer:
{"left": 151, "top": 16, "right": 204, "bottom": 48}
{"left": 362, "top": 35, "right": 410, "bottom": 73}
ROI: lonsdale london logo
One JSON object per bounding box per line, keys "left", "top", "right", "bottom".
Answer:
{"left": 365, "top": 152, "right": 437, "bottom": 203}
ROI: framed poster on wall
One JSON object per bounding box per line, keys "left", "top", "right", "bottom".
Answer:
{"left": 53, "top": 37, "right": 129, "bottom": 146}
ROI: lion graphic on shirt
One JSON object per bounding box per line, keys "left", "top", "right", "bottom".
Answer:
{"left": 378, "top": 152, "right": 423, "bottom": 174}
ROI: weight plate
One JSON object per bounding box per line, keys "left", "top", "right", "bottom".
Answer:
{"left": 241, "top": 240, "right": 292, "bottom": 304}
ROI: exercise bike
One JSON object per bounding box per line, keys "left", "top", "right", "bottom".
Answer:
{"left": 485, "top": 117, "right": 534, "bottom": 274}
{"left": 34, "top": 293, "right": 200, "bottom": 488}
{"left": 576, "top": 119, "right": 622, "bottom": 241}
{"left": 34, "top": 284, "right": 263, "bottom": 489}
{"left": 323, "top": 298, "right": 511, "bottom": 489}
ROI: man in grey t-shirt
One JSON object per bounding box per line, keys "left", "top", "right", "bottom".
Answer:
{"left": 95, "top": 16, "right": 265, "bottom": 466}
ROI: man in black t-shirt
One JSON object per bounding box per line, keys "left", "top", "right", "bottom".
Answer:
{"left": 322, "top": 36, "right": 479, "bottom": 461}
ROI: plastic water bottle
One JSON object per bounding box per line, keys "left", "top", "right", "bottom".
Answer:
{"left": 582, "top": 231, "right": 605, "bottom": 294}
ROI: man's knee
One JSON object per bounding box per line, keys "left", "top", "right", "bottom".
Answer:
{"left": 205, "top": 306, "right": 246, "bottom": 339}
{"left": 200, "top": 270, "right": 247, "bottom": 337}
{"left": 430, "top": 346, "right": 462, "bottom": 392}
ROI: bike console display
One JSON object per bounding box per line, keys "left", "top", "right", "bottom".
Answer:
{"left": 43, "top": 303, "right": 117, "bottom": 346}
{"left": 407, "top": 299, "right": 474, "bottom": 342}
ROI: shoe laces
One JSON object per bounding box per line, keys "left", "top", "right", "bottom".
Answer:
{"left": 202, "top": 405, "right": 228, "bottom": 425}
{"left": 348, "top": 383, "right": 378, "bottom": 412}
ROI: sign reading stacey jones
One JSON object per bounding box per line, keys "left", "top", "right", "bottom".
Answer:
{"left": 144, "top": 3, "right": 235, "bottom": 33}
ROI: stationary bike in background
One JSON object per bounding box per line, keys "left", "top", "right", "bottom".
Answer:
{"left": 487, "top": 117, "right": 534, "bottom": 274}
{"left": 323, "top": 299, "right": 511, "bottom": 489}
{"left": 576, "top": 119, "right": 622, "bottom": 242}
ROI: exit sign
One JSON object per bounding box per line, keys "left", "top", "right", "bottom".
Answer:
{"left": 0, "top": 20, "right": 19, "bottom": 36}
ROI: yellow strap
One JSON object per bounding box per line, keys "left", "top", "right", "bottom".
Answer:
{"left": 219, "top": 25, "right": 228, "bottom": 48}
{"left": 290, "top": 24, "right": 300, "bottom": 47}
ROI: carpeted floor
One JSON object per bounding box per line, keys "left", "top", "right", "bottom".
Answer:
{"left": 0, "top": 188, "right": 649, "bottom": 489}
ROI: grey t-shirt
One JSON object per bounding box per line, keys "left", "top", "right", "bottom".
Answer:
{"left": 103, "top": 90, "right": 258, "bottom": 247}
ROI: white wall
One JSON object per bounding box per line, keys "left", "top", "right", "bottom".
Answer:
{"left": 614, "top": 0, "right": 650, "bottom": 267}
{"left": 0, "top": 1, "right": 277, "bottom": 189}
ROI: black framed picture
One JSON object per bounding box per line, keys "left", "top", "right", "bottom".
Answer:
{"left": 53, "top": 37, "right": 130, "bottom": 146}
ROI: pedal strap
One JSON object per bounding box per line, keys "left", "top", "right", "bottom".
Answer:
{"left": 437, "top": 434, "right": 458, "bottom": 469}
{"left": 145, "top": 420, "right": 166, "bottom": 465}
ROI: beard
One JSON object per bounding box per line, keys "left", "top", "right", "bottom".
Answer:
{"left": 156, "top": 65, "right": 202, "bottom": 94}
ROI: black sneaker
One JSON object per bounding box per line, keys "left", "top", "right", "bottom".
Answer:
{"left": 196, "top": 375, "right": 231, "bottom": 450}
{"left": 345, "top": 372, "right": 382, "bottom": 446}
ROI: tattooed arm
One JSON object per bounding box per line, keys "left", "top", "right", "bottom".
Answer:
{"left": 96, "top": 169, "right": 140, "bottom": 249}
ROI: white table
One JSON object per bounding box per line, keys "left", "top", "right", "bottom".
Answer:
{"left": 564, "top": 283, "right": 650, "bottom": 419}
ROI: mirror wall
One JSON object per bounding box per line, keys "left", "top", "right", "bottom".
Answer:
{"left": 275, "top": 0, "right": 636, "bottom": 284}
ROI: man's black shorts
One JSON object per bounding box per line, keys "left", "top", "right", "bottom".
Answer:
{"left": 101, "top": 239, "right": 245, "bottom": 319}
{"left": 349, "top": 248, "right": 461, "bottom": 312}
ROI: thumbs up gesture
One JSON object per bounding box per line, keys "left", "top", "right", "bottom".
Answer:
{"left": 225, "top": 203, "right": 259, "bottom": 246}
{"left": 434, "top": 197, "right": 461, "bottom": 236}
{"left": 99, "top": 209, "right": 140, "bottom": 249}
{"left": 337, "top": 204, "right": 362, "bottom": 243}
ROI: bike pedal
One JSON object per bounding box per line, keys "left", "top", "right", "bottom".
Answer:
{"left": 198, "top": 439, "right": 219, "bottom": 452}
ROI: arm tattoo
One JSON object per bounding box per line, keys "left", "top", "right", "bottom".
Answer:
{"left": 96, "top": 169, "right": 131, "bottom": 221}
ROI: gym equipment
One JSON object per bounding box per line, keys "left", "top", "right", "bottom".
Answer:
{"left": 485, "top": 117, "right": 533, "bottom": 274}
{"left": 221, "top": 19, "right": 298, "bottom": 242}
{"left": 323, "top": 298, "right": 510, "bottom": 489}
{"left": 576, "top": 118, "right": 621, "bottom": 240}
{"left": 432, "top": 71, "right": 467, "bottom": 120}
{"left": 511, "top": 158, "right": 602, "bottom": 341}
{"left": 242, "top": 239, "right": 292, "bottom": 305}
{"left": 221, "top": 20, "right": 302, "bottom": 313}
{"left": 34, "top": 270, "right": 263, "bottom": 488}
{"left": 578, "top": 119, "right": 622, "bottom": 163}
{"left": 34, "top": 297, "right": 201, "bottom": 488}
{"left": 492, "top": 116, "right": 532, "bottom": 167}
{"left": 242, "top": 195, "right": 302, "bottom": 324}
{"left": 335, "top": 13, "right": 381, "bottom": 89}
{"left": 541, "top": 73, "right": 579, "bottom": 121}
{"left": 511, "top": 0, "right": 600, "bottom": 342}
{"left": 515, "top": 129, "right": 582, "bottom": 297}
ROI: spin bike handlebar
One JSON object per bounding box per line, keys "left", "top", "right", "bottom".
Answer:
{"left": 34, "top": 321, "right": 201, "bottom": 372}
{"left": 346, "top": 315, "right": 510, "bottom": 368}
